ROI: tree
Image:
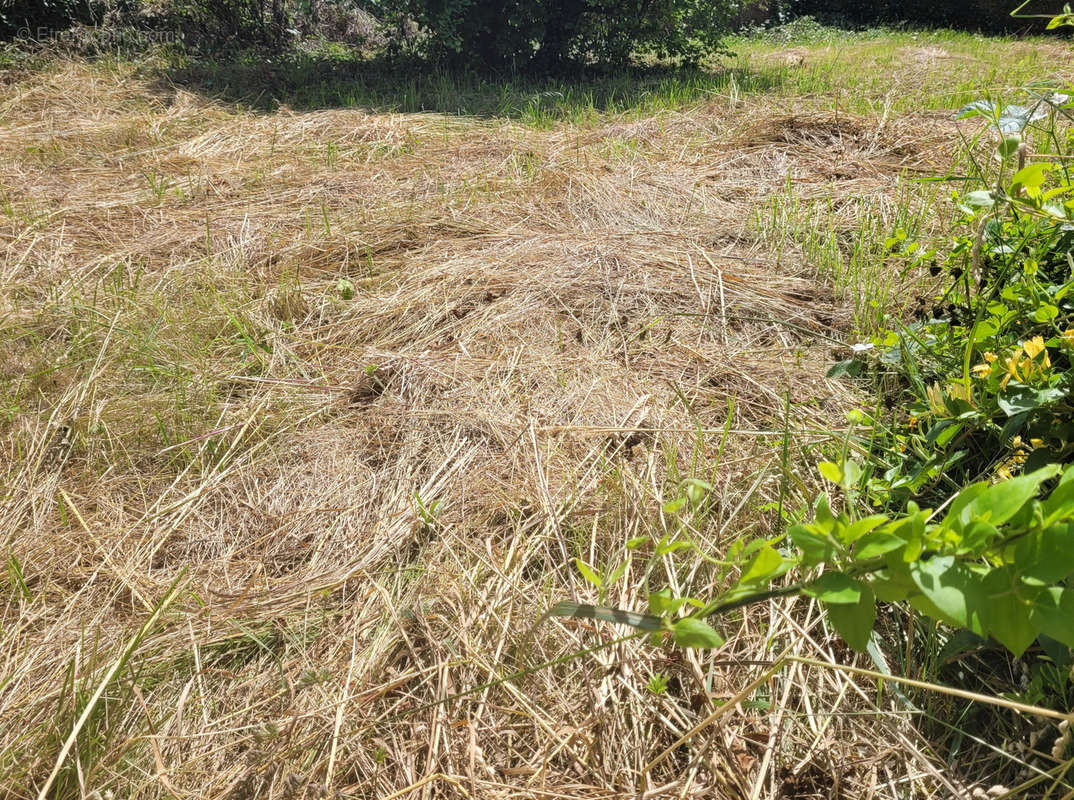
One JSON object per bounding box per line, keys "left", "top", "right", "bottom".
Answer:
{"left": 363, "top": 0, "right": 736, "bottom": 71}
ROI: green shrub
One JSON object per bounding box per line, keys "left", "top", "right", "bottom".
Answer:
{"left": 856, "top": 88, "right": 1074, "bottom": 501}
{"left": 0, "top": 0, "right": 132, "bottom": 39}
{"left": 554, "top": 458, "right": 1074, "bottom": 658}
{"left": 362, "top": 0, "right": 736, "bottom": 70}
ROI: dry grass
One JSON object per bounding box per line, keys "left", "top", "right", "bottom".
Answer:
{"left": 0, "top": 44, "right": 1061, "bottom": 799}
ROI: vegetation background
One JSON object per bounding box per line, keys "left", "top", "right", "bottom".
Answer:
{"left": 0, "top": 0, "right": 1063, "bottom": 53}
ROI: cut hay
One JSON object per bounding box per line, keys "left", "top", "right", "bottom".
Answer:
{"left": 0, "top": 57, "right": 984, "bottom": 799}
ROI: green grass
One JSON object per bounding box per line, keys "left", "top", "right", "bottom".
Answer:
{"left": 730, "top": 24, "right": 1071, "bottom": 114}
{"left": 754, "top": 174, "right": 945, "bottom": 333}
{"left": 156, "top": 23, "right": 1073, "bottom": 125}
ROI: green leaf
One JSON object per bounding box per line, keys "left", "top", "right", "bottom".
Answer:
{"left": 961, "top": 519, "right": 1001, "bottom": 553}
{"left": 1030, "top": 588, "right": 1074, "bottom": 648}
{"left": 662, "top": 498, "right": 686, "bottom": 514}
{"left": 815, "top": 493, "right": 835, "bottom": 526}
{"left": 947, "top": 466, "right": 1060, "bottom": 531}
{"left": 997, "top": 388, "right": 1038, "bottom": 417}
{"left": 1011, "top": 162, "right": 1053, "bottom": 198}
{"left": 855, "top": 529, "right": 907, "bottom": 560}
{"left": 826, "top": 583, "right": 876, "bottom": 652}
{"left": 1042, "top": 475, "right": 1074, "bottom": 524}
{"left": 972, "top": 319, "right": 998, "bottom": 341}
{"left": 955, "top": 99, "right": 996, "bottom": 120}
{"left": 655, "top": 538, "right": 693, "bottom": 556}
{"left": 908, "top": 556, "right": 986, "bottom": 633}
{"left": 935, "top": 422, "right": 964, "bottom": 449}
{"left": 625, "top": 536, "right": 649, "bottom": 550}
{"left": 997, "top": 135, "right": 1022, "bottom": 160}
{"left": 1038, "top": 634, "right": 1073, "bottom": 669}
{"left": 548, "top": 601, "right": 664, "bottom": 631}
{"left": 738, "top": 545, "right": 788, "bottom": 586}
{"left": 672, "top": 617, "right": 725, "bottom": 649}
{"left": 817, "top": 461, "right": 843, "bottom": 485}
{"left": 1015, "top": 523, "right": 1074, "bottom": 584}
{"left": 963, "top": 189, "right": 996, "bottom": 208}
{"left": 842, "top": 459, "right": 862, "bottom": 488}
{"left": 803, "top": 572, "right": 864, "bottom": 604}
{"left": 882, "top": 504, "right": 926, "bottom": 556}
{"left": 575, "top": 559, "right": 602, "bottom": 588}
{"left": 943, "top": 482, "right": 989, "bottom": 529}
{"left": 842, "top": 514, "right": 889, "bottom": 544}
{"left": 1033, "top": 303, "right": 1060, "bottom": 322}
{"left": 998, "top": 105, "right": 1046, "bottom": 135}
{"left": 788, "top": 523, "right": 836, "bottom": 566}
{"left": 979, "top": 568, "right": 1037, "bottom": 657}
{"left": 649, "top": 589, "right": 690, "bottom": 617}
{"left": 606, "top": 559, "right": 628, "bottom": 587}
{"left": 827, "top": 359, "right": 863, "bottom": 379}
{"left": 871, "top": 558, "right": 915, "bottom": 603}
{"left": 936, "top": 629, "right": 987, "bottom": 665}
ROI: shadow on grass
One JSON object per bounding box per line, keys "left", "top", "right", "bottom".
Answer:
{"left": 159, "top": 48, "right": 789, "bottom": 123}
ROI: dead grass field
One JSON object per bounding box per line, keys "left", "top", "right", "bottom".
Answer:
{"left": 1, "top": 31, "right": 1072, "bottom": 799}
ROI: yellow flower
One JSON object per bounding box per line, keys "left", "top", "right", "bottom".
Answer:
{"left": 984, "top": 351, "right": 998, "bottom": 363}
{"left": 972, "top": 362, "right": 992, "bottom": 377}
{"left": 1022, "top": 336, "right": 1051, "bottom": 368}
{"left": 1012, "top": 435, "right": 1024, "bottom": 450}
{"left": 1030, "top": 438, "right": 1044, "bottom": 449}
{"left": 1023, "top": 337, "right": 1045, "bottom": 358}
{"left": 1061, "top": 330, "right": 1074, "bottom": 350}
{"left": 1001, "top": 355, "right": 1022, "bottom": 389}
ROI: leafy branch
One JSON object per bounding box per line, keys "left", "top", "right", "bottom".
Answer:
{"left": 553, "top": 461, "right": 1074, "bottom": 658}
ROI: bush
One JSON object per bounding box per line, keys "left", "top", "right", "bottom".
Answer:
{"left": 362, "top": 0, "right": 736, "bottom": 70}
{"left": 165, "top": 0, "right": 293, "bottom": 48}
{"left": 0, "top": 0, "right": 294, "bottom": 50}
{"left": 0, "top": 0, "right": 132, "bottom": 39}
{"left": 2, "top": 0, "right": 735, "bottom": 66}
{"left": 854, "top": 89, "right": 1074, "bottom": 503}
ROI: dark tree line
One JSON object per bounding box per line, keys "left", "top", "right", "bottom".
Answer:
{"left": 787, "top": 0, "right": 1047, "bottom": 32}
{"left": 0, "top": 0, "right": 1061, "bottom": 67}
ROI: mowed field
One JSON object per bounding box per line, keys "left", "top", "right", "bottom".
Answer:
{"left": 2, "top": 29, "right": 1072, "bottom": 799}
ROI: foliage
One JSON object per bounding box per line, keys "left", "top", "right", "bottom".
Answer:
{"left": 0, "top": 0, "right": 299, "bottom": 49}
{"left": 0, "top": 0, "right": 131, "bottom": 39}
{"left": 1, "top": 0, "right": 735, "bottom": 67}
{"left": 361, "top": 0, "right": 736, "bottom": 70}
{"left": 1013, "top": 0, "right": 1074, "bottom": 29}
{"left": 850, "top": 87, "right": 1074, "bottom": 502}
{"left": 164, "top": 0, "right": 293, "bottom": 47}
{"left": 556, "top": 460, "right": 1074, "bottom": 658}
{"left": 1, "top": 0, "right": 737, "bottom": 66}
